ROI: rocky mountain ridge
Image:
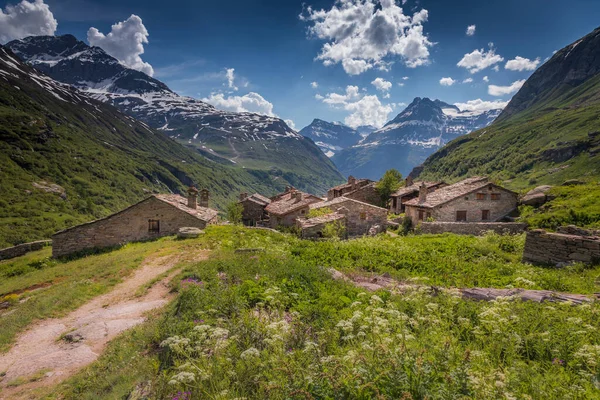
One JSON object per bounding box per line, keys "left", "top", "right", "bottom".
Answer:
{"left": 298, "top": 119, "right": 365, "bottom": 157}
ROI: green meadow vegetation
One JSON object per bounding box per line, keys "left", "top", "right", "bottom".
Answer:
{"left": 1, "top": 226, "right": 595, "bottom": 399}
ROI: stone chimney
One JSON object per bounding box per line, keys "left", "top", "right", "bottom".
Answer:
{"left": 187, "top": 186, "right": 198, "bottom": 209}
{"left": 348, "top": 175, "right": 357, "bottom": 187}
{"left": 294, "top": 191, "right": 303, "bottom": 202}
{"left": 418, "top": 182, "right": 428, "bottom": 203}
{"left": 199, "top": 188, "right": 209, "bottom": 208}
{"left": 240, "top": 192, "right": 248, "bottom": 201}
{"left": 405, "top": 176, "right": 414, "bottom": 187}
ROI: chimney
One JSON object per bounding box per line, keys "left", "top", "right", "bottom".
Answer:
{"left": 294, "top": 191, "right": 303, "bottom": 202}
{"left": 199, "top": 188, "right": 209, "bottom": 208}
{"left": 348, "top": 175, "right": 356, "bottom": 185}
{"left": 405, "top": 176, "right": 414, "bottom": 187}
{"left": 418, "top": 183, "right": 428, "bottom": 203}
{"left": 240, "top": 192, "right": 248, "bottom": 201}
{"left": 187, "top": 186, "right": 198, "bottom": 209}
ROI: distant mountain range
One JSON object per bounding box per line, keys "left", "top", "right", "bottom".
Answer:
{"left": 298, "top": 119, "right": 375, "bottom": 157}
{"left": 6, "top": 34, "right": 344, "bottom": 194}
{"left": 329, "top": 97, "right": 501, "bottom": 179}
{"left": 413, "top": 26, "right": 600, "bottom": 188}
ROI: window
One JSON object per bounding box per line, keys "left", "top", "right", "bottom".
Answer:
{"left": 491, "top": 193, "right": 501, "bottom": 201}
{"left": 456, "top": 211, "right": 467, "bottom": 222}
{"left": 148, "top": 219, "right": 160, "bottom": 233}
{"left": 418, "top": 210, "right": 425, "bottom": 221}
{"left": 360, "top": 212, "right": 367, "bottom": 220}
{"left": 301, "top": 209, "right": 306, "bottom": 214}
{"left": 482, "top": 210, "right": 490, "bottom": 221}
{"left": 476, "top": 193, "right": 486, "bottom": 200}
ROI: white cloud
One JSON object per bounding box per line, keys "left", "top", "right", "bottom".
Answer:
{"left": 457, "top": 46, "right": 504, "bottom": 74}
{"left": 319, "top": 85, "right": 392, "bottom": 128}
{"left": 202, "top": 92, "right": 275, "bottom": 116}
{"left": 454, "top": 99, "right": 509, "bottom": 112}
{"left": 315, "top": 93, "right": 324, "bottom": 100}
{"left": 284, "top": 119, "right": 296, "bottom": 130}
{"left": 310, "top": 81, "right": 319, "bottom": 88}
{"left": 0, "top": 0, "right": 57, "bottom": 43}
{"left": 483, "top": 75, "right": 489, "bottom": 82}
{"left": 493, "top": 65, "right": 499, "bottom": 72}
{"left": 439, "top": 77, "right": 456, "bottom": 86}
{"left": 371, "top": 77, "right": 392, "bottom": 92}
{"left": 466, "top": 24, "right": 476, "bottom": 36}
{"left": 225, "top": 68, "right": 238, "bottom": 90}
{"left": 301, "top": 0, "right": 433, "bottom": 75}
{"left": 402, "top": 76, "right": 409, "bottom": 80}
{"left": 88, "top": 14, "right": 154, "bottom": 76}
{"left": 462, "top": 78, "right": 473, "bottom": 83}
{"left": 341, "top": 58, "right": 373, "bottom": 75}
{"left": 383, "top": 93, "right": 390, "bottom": 98}
{"left": 488, "top": 79, "right": 526, "bottom": 96}
{"left": 397, "top": 82, "right": 405, "bottom": 87}
{"left": 505, "top": 56, "right": 540, "bottom": 71}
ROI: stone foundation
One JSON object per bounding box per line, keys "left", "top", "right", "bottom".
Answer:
{"left": 417, "top": 222, "right": 527, "bottom": 236}
{"left": 523, "top": 229, "right": 600, "bottom": 265}
{"left": 0, "top": 240, "right": 51, "bottom": 261}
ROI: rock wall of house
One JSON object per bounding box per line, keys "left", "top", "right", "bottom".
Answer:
{"left": 327, "top": 200, "right": 387, "bottom": 236}
{"left": 523, "top": 229, "right": 600, "bottom": 265}
{"left": 344, "top": 185, "right": 381, "bottom": 207}
{"left": 241, "top": 201, "right": 266, "bottom": 226}
{"left": 269, "top": 207, "right": 309, "bottom": 229}
{"left": 0, "top": 240, "right": 51, "bottom": 261}
{"left": 52, "top": 197, "right": 208, "bottom": 257}
{"left": 418, "top": 222, "right": 527, "bottom": 236}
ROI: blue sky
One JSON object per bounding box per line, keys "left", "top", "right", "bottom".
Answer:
{"left": 2, "top": 0, "right": 600, "bottom": 129}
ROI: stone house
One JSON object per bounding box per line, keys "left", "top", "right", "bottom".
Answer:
{"left": 238, "top": 192, "right": 271, "bottom": 226}
{"left": 327, "top": 176, "right": 373, "bottom": 200}
{"left": 297, "top": 212, "right": 347, "bottom": 239}
{"left": 342, "top": 181, "right": 383, "bottom": 207}
{"left": 389, "top": 177, "right": 446, "bottom": 213}
{"left": 52, "top": 187, "right": 218, "bottom": 257}
{"left": 299, "top": 197, "right": 387, "bottom": 237}
{"left": 404, "top": 177, "right": 518, "bottom": 226}
{"left": 264, "top": 189, "right": 323, "bottom": 228}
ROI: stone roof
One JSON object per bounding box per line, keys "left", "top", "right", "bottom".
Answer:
{"left": 154, "top": 194, "right": 219, "bottom": 222}
{"left": 242, "top": 193, "right": 271, "bottom": 206}
{"left": 328, "top": 178, "right": 372, "bottom": 192}
{"left": 404, "top": 177, "right": 510, "bottom": 209}
{"left": 297, "top": 213, "right": 345, "bottom": 229}
{"left": 391, "top": 181, "right": 443, "bottom": 198}
{"left": 309, "top": 196, "right": 387, "bottom": 211}
{"left": 265, "top": 191, "right": 322, "bottom": 216}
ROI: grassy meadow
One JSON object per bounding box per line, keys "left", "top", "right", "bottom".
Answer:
{"left": 1, "top": 226, "right": 596, "bottom": 399}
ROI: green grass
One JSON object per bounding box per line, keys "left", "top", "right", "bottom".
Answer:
{"left": 34, "top": 226, "right": 600, "bottom": 400}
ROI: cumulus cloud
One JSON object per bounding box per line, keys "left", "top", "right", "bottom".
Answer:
{"left": 371, "top": 77, "right": 392, "bottom": 92}
{"left": 301, "top": 0, "right": 433, "bottom": 75}
{"left": 454, "top": 99, "right": 509, "bottom": 112}
{"left": 310, "top": 81, "right": 319, "bottom": 88}
{"left": 483, "top": 75, "right": 489, "bottom": 82}
{"left": 0, "top": 0, "right": 57, "bottom": 43}
{"left": 462, "top": 78, "right": 473, "bottom": 83}
{"left": 488, "top": 79, "right": 526, "bottom": 96}
{"left": 505, "top": 56, "right": 540, "bottom": 71}
{"left": 402, "top": 76, "right": 409, "bottom": 80}
{"left": 202, "top": 92, "right": 275, "bottom": 116}
{"left": 457, "top": 46, "right": 504, "bottom": 74}
{"left": 284, "top": 119, "right": 296, "bottom": 129}
{"left": 320, "top": 85, "right": 392, "bottom": 128}
{"left": 439, "top": 77, "right": 456, "bottom": 86}
{"left": 315, "top": 93, "right": 324, "bottom": 100}
{"left": 225, "top": 68, "right": 238, "bottom": 90}
{"left": 88, "top": 14, "right": 154, "bottom": 76}
{"left": 466, "top": 24, "right": 476, "bottom": 36}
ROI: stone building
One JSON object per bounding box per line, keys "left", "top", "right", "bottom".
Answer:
{"left": 264, "top": 189, "right": 323, "bottom": 228}
{"left": 342, "top": 181, "right": 383, "bottom": 207}
{"left": 297, "top": 213, "right": 347, "bottom": 239}
{"left": 238, "top": 192, "right": 271, "bottom": 226}
{"left": 389, "top": 177, "right": 446, "bottom": 213}
{"left": 327, "top": 176, "right": 373, "bottom": 200}
{"left": 404, "top": 177, "right": 518, "bottom": 226}
{"left": 52, "top": 187, "right": 218, "bottom": 257}
{"left": 299, "top": 197, "right": 387, "bottom": 237}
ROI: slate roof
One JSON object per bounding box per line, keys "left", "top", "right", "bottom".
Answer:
{"left": 265, "top": 191, "right": 322, "bottom": 216}
{"left": 154, "top": 194, "right": 219, "bottom": 222}
{"left": 404, "top": 177, "right": 515, "bottom": 209}
{"left": 329, "top": 178, "right": 373, "bottom": 192}
{"left": 309, "top": 196, "right": 387, "bottom": 211}
{"left": 297, "top": 213, "right": 345, "bottom": 229}
{"left": 391, "top": 181, "right": 444, "bottom": 198}
{"left": 241, "top": 193, "right": 271, "bottom": 206}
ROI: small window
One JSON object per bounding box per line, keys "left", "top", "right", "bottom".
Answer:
{"left": 491, "top": 193, "right": 501, "bottom": 201}
{"left": 148, "top": 219, "right": 160, "bottom": 233}
{"left": 465, "top": 196, "right": 469, "bottom": 200}
{"left": 360, "top": 212, "right": 367, "bottom": 220}
{"left": 418, "top": 210, "right": 425, "bottom": 221}
{"left": 482, "top": 210, "right": 490, "bottom": 221}
{"left": 456, "top": 211, "right": 467, "bottom": 222}
{"left": 301, "top": 209, "right": 306, "bottom": 214}
{"left": 476, "top": 193, "right": 485, "bottom": 200}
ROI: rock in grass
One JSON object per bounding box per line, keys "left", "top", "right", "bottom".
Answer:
{"left": 177, "top": 227, "right": 204, "bottom": 239}
{"left": 521, "top": 185, "right": 553, "bottom": 206}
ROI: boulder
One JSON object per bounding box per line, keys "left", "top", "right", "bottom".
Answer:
{"left": 521, "top": 185, "right": 553, "bottom": 206}
{"left": 177, "top": 227, "right": 204, "bottom": 239}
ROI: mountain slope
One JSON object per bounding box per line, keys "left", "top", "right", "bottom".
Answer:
{"left": 0, "top": 45, "right": 285, "bottom": 247}
{"left": 6, "top": 35, "right": 344, "bottom": 194}
{"left": 413, "top": 27, "right": 600, "bottom": 189}
{"left": 332, "top": 97, "right": 500, "bottom": 179}
{"left": 299, "top": 119, "right": 363, "bottom": 157}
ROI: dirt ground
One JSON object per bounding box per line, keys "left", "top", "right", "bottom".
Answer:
{"left": 0, "top": 250, "right": 208, "bottom": 399}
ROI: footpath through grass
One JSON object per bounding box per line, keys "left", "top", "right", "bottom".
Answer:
{"left": 41, "top": 226, "right": 600, "bottom": 400}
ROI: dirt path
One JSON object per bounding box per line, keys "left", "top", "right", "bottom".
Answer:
{"left": 0, "top": 250, "right": 209, "bottom": 399}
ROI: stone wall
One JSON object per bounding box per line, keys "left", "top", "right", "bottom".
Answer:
{"left": 269, "top": 207, "right": 309, "bottom": 229}
{"left": 52, "top": 197, "right": 208, "bottom": 258}
{"left": 344, "top": 183, "right": 382, "bottom": 207}
{"left": 0, "top": 240, "right": 51, "bottom": 261}
{"left": 523, "top": 229, "right": 600, "bottom": 265}
{"left": 322, "top": 199, "right": 387, "bottom": 236}
{"left": 418, "top": 222, "right": 527, "bottom": 236}
{"left": 241, "top": 200, "right": 267, "bottom": 226}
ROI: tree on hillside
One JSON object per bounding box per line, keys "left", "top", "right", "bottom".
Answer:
{"left": 375, "top": 169, "right": 403, "bottom": 206}
{"left": 226, "top": 201, "right": 243, "bottom": 225}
